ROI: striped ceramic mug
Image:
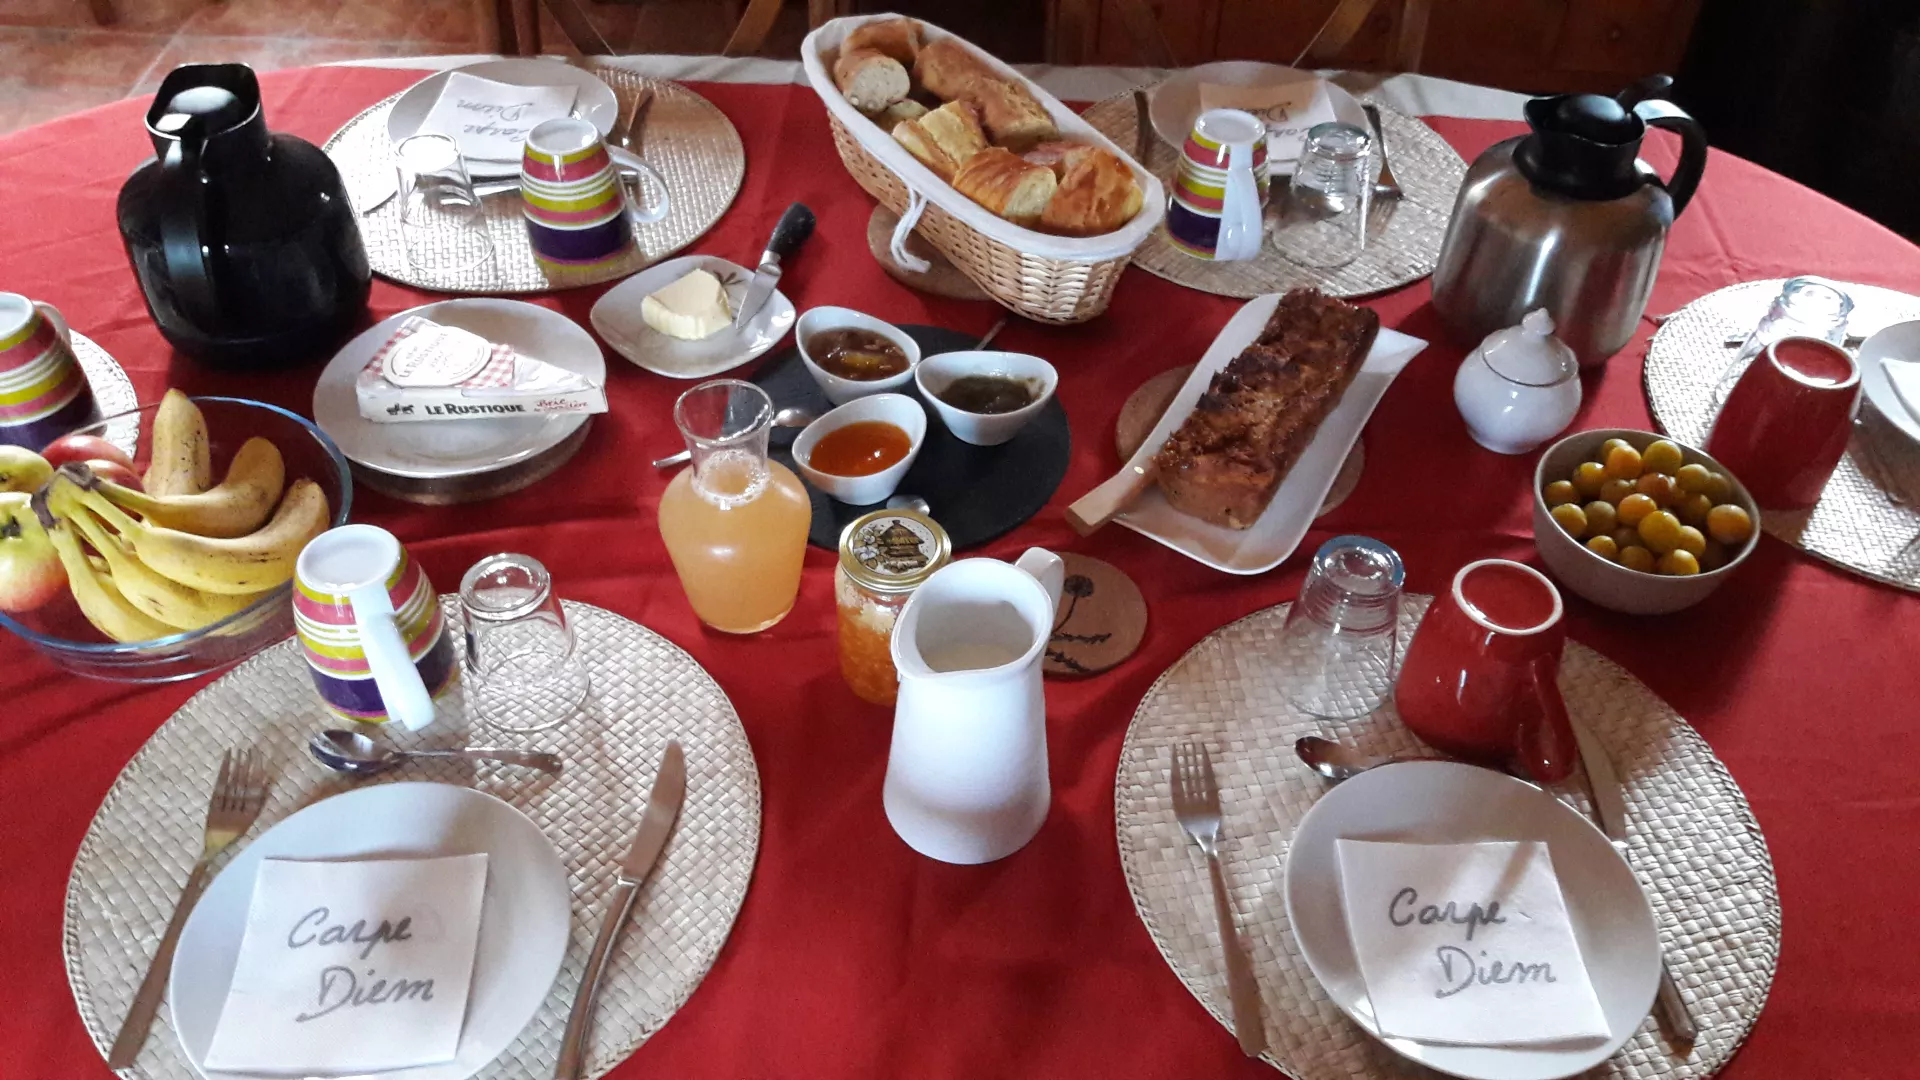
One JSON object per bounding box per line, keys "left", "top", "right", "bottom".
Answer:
{"left": 520, "top": 117, "right": 670, "bottom": 268}
{"left": 0, "top": 293, "right": 95, "bottom": 450}
{"left": 1165, "top": 109, "right": 1268, "bottom": 262}
{"left": 294, "top": 524, "right": 455, "bottom": 729}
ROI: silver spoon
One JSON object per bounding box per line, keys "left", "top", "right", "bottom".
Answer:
{"left": 886, "top": 494, "right": 931, "bottom": 515}
{"left": 308, "top": 729, "right": 561, "bottom": 777}
{"left": 651, "top": 405, "right": 819, "bottom": 469}
{"left": 1294, "top": 735, "right": 1436, "bottom": 782}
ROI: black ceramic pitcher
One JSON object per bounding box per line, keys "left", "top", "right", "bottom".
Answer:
{"left": 117, "top": 64, "right": 370, "bottom": 368}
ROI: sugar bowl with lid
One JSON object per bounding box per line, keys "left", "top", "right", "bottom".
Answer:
{"left": 1453, "top": 308, "right": 1582, "bottom": 455}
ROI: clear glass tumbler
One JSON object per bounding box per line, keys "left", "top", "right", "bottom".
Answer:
{"left": 395, "top": 133, "right": 494, "bottom": 274}
{"left": 1710, "top": 276, "right": 1853, "bottom": 409}
{"left": 460, "top": 553, "right": 588, "bottom": 734}
{"left": 1270, "top": 121, "right": 1373, "bottom": 269}
{"left": 1274, "top": 535, "right": 1405, "bottom": 719}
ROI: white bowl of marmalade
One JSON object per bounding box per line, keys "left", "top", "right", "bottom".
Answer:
{"left": 792, "top": 392, "right": 927, "bottom": 505}
{"left": 796, "top": 307, "right": 922, "bottom": 405}
{"left": 914, "top": 350, "right": 1058, "bottom": 446}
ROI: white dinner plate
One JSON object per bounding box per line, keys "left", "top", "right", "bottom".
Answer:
{"left": 590, "top": 254, "right": 796, "bottom": 380}
{"left": 1112, "top": 293, "right": 1426, "bottom": 573}
{"left": 387, "top": 59, "right": 620, "bottom": 179}
{"left": 169, "top": 783, "right": 571, "bottom": 1080}
{"left": 1284, "top": 761, "right": 1660, "bottom": 1080}
{"left": 1149, "top": 60, "right": 1369, "bottom": 169}
{"left": 313, "top": 298, "right": 605, "bottom": 480}
{"left": 1857, "top": 319, "right": 1920, "bottom": 445}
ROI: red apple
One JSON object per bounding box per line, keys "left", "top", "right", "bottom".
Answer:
{"left": 0, "top": 446, "right": 52, "bottom": 493}
{"left": 0, "top": 492, "right": 66, "bottom": 613}
{"left": 41, "top": 434, "right": 135, "bottom": 473}
{"left": 83, "top": 459, "right": 143, "bottom": 492}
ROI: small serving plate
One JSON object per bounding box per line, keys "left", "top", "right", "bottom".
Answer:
{"left": 387, "top": 59, "right": 619, "bottom": 179}
{"left": 1858, "top": 320, "right": 1920, "bottom": 446}
{"left": 591, "top": 254, "right": 796, "bottom": 380}
{"left": 792, "top": 393, "right": 927, "bottom": 505}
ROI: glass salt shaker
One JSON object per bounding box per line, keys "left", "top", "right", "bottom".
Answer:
{"left": 1274, "top": 535, "right": 1405, "bottom": 720}
{"left": 835, "top": 509, "right": 951, "bottom": 706}
{"left": 459, "top": 552, "right": 589, "bottom": 734}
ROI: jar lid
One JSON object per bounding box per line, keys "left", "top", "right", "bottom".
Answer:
{"left": 838, "top": 509, "right": 951, "bottom": 594}
{"left": 1479, "top": 309, "right": 1578, "bottom": 388}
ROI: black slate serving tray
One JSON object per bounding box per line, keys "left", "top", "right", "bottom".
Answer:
{"left": 752, "top": 325, "right": 1071, "bottom": 551}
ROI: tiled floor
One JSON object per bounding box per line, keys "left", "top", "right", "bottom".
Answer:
{"left": 0, "top": 0, "right": 806, "bottom": 136}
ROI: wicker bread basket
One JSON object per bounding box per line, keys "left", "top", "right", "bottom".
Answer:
{"left": 803, "top": 15, "right": 1166, "bottom": 324}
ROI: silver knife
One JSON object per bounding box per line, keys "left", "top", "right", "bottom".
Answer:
{"left": 553, "top": 741, "right": 686, "bottom": 1079}
{"left": 1570, "top": 719, "right": 1697, "bottom": 1053}
{"left": 734, "top": 202, "right": 816, "bottom": 328}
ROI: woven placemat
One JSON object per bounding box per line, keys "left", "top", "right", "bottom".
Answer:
{"left": 65, "top": 598, "right": 760, "bottom": 1080}
{"left": 1118, "top": 595, "right": 1778, "bottom": 1079}
{"left": 1644, "top": 279, "right": 1920, "bottom": 591}
{"left": 1080, "top": 92, "right": 1464, "bottom": 299}
{"left": 325, "top": 69, "right": 745, "bottom": 295}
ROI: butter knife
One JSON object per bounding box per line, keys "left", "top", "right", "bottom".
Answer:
{"left": 734, "top": 202, "right": 815, "bottom": 328}
{"left": 553, "top": 741, "right": 686, "bottom": 1079}
{"left": 1570, "top": 719, "right": 1697, "bottom": 1053}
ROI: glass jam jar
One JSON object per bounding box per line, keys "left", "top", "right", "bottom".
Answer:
{"left": 836, "top": 508, "right": 950, "bottom": 705}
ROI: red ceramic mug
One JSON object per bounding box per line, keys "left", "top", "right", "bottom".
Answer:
{"left": 1705, "top": 336, "right": 1861, "bottom": 511}
{"left": 1393, "top": 559, "right": 1577, "bottom": 783}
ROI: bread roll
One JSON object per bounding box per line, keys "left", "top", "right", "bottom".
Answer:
{"left": 845, "top": 17, "right": 922, "bottom": 65}
{"left": 1040, "top": 146, "right": 1144, "bottom": 236}
{"left": 835, "top": 47, "right": 909, "bottom": 113}
{"left": 892, "top": 100, "right": 987, "bottom": 181}
{"left": 952, "top": 147, "right": 1058, "bottom": 227}
{"left": 912, "top": 39, "right": 1056, "bottom": 150}
{"left": 1021, "top": 140, "right": 1082, "bottom": 177}
{"left": 874, "top": 99, "right": 929, "bottom": 131}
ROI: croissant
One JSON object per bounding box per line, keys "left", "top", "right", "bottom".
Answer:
{"left": 1039, "top": 146, "right": 1144, "bottom": 236}
{"left": 952, "top": 147, "right": 1058, "bottom": 228}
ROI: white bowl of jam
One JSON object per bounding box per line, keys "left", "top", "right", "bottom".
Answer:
{"left": 914, "top": 350, "right": 1058, "bottom": 446}
{"left": 796, "top": 307, "right": 922, "bottom": 405}
{"left": 792, "top": 393, "right": 927, "bottom": 505}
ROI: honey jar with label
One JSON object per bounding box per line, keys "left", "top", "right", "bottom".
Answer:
{"left": 835, "top": 509, "right": 951, "bottom": 705}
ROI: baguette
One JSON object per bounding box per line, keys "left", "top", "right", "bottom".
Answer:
{"left": 1153, "top": 289, "right": 1379, "bottom": 529}
{"left": 845, "top": 17, "right": 922, "bottom": 65}
{"left": 834, "top": 47, "right": 909, "bottom": 113}
{"left": 952, "top": 147, "right": 1057, "bottom": 227}
{"left": 1039, "top": 146, "right": 1143, "bottom": 236}
{"left": 874, "top": 99, "right": 929, "bottom": 130}
{"left": 912, "top": 39, "right": 1056, "bottom": 150}
{"left": 892, "top": 99, "right": 987, "bottom": 181}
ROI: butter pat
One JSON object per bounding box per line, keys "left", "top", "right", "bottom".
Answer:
{"left": 641, "top": 269, "right": 732, "bottom": 340}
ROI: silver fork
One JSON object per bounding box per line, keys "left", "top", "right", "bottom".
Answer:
{"left": 1170, "top": 740, "right": 1267, "bottom": 1057}
{"left": 1362, "top": 104, "right": 1403, "bottom": 200}
{"left": 108, "top": 748, "right": 271, "bottom": 1069}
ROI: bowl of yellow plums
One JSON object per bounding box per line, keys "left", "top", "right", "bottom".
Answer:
{"left": 1532, "top": 428, "right": 1760, "bottom": 614}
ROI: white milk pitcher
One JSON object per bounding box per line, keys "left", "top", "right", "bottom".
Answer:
{"left": 885, "top": 547, "right": 1065, "bottom": 865}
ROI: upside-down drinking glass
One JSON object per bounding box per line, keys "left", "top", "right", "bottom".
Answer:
{"left": 459, "top": 553, "right": 588, "bottom": 734}
{"left": 1708, "top": 276, "right": 1853, "bottom": 410}
{"left": 1274, "top": 535, "right": 1405, "bottom": 719}
{"left": 1270, "top": 121, "right": 1373, "bottom": 269}
{"left": 396, "top": 133, "right": 494, "bottom": 274}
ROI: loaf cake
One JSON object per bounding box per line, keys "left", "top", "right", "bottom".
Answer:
{"left": 1153, "top": 289, "right": 1379, "bottom": 529}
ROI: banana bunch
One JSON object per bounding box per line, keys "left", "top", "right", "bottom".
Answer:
{"left": 31, "top": 393, "right": 333, "bottom": 642}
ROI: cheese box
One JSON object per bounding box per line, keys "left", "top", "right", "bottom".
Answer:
{"left": 355, "top": 316, "right": 608, "bottom": 423}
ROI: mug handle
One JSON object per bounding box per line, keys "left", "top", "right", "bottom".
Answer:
{"left": 1515, "top": 653, "right": 1577, "bottom": 783}
{"left": 33, "top": 302, "right": 72, "bottom": 350}
{"left": 1216, "top": 139, "right": 1264, "bottom": 262}
{"left": 607, "top": 146, "right": 671, "bottom": 226}
{"left": 347, "top": 580, "right": 435, "bottom": 731}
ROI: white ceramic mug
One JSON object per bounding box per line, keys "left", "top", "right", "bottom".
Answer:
{"left": 885, "top": 547, "right": 1065, "bottom": 864}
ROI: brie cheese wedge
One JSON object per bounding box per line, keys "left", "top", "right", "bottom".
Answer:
{"left": 641, "top": 269, "right": 733, "bottom": 341}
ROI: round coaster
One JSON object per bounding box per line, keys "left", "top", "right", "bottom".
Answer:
{"left": 1080, "top": 94, "right": 1465, "bottom": 300}
{"left": 1116, "top": 595, "right": 1779, "bottom": 1080}
{"left": 1043, "top": 553, "right": 1147, "bottom": 677}
{"left": 324, "top": 69, "right": 744, "bottom": 295}
{"left": 867, "top": 206, "right": 992, "bottom": 302}
{"left": 1643, "top": 279, "right": 1920, "bottom": 591}
{"left": 64, "top": 599, "right": 761, "bottom": 1080}
{"left": 1114, "top": 364, "right": 1366, "bottom": 518}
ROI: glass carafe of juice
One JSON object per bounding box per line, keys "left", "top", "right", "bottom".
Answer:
{"left": 658, "top": 380, "right": 812, "bottom": 632}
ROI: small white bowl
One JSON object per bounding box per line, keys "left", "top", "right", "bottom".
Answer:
{"left": 792, "top": 393, "right": 927, "bottom": 505}
{"left": 796, "top": 306, "right": 922, "bottom": 406}
{"left": 913, "top": 350, "right": 1058, "bottom": 447}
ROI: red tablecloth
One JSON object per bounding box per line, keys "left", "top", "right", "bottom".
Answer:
{"left": 2, "top": 66, "right": 1917, "bottom": 1080}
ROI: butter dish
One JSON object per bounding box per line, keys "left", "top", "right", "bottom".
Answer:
{"left": 592, "top": 254, "right": 796, "bottom": 380}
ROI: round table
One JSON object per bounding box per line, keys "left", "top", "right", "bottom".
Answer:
{"left": 2, "top": 62, "right": 1917, "bottom": 1080}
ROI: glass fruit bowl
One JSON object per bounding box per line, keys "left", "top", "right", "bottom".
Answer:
{"left": 0, "top": 397, "right": 352, "bottom": 682}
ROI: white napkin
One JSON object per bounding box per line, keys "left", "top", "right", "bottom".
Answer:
{"left": 1198, "top": 78, "right": 1338, "bottom": 168}
{"left": 417, "top": 72, "right": 578, "bottom": 162}
{"left": 1882, "top": 356, "right": 1920, "bottom": 426}
{"left": 1336, "top": 840, "right": 1609, "bottom": 1047}
{"left": 203, "top": 854, "right": 489, "bottom": 1074}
